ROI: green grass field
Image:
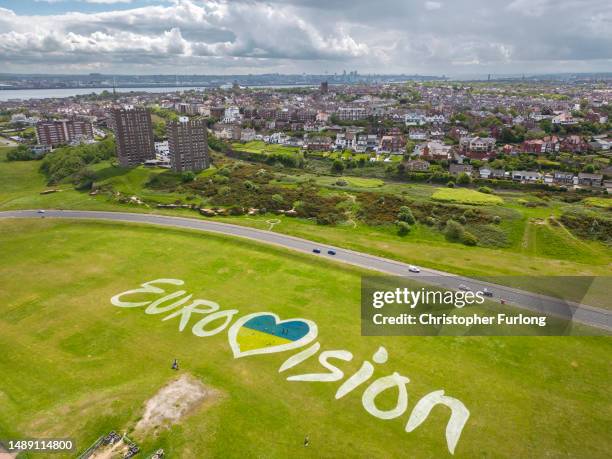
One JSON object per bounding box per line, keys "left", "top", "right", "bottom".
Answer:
{"left": 231, "top": 140, "right": 300, "bottom": 156}
{"left": 0, "top": 219, "right": 610, "bottom": 458}
{"left": 432, "top": 188, "right": 504, "bottom": 205}
{"left": 0, "top": 149, "right": 610, "bottom": 287}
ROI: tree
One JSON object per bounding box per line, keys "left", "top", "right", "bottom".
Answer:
{"left": 397, "top": 206, "right": 416, "bottom": 225}
{"left": 582, "top": 164, "right": 595, "bottom": 173}
{"left": 404, "top": 140, "right": 416, "bottom": 157}
{"left": 539, "top": 119, "right": 553, "bottom": 134}
{"left": 331, "top": 159, "right": 345, "bottom": 174}
{"left": 152, "top": 120, "right": 167, "bottom": 141}
{"left": 525, "top": 129, "right": 546, "bottom": 140}
{"left": 456, "top": 172, "right": 471, "bottom": 185}
{"left": 6, "top": 145, "right": 37, "bottom": 161}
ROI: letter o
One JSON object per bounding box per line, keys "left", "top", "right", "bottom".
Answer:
{"left": 362, "top": 372, "right": 410, "bottom": 420}
{"left": 192, "top": 309, "right": 239, "bottom": 337}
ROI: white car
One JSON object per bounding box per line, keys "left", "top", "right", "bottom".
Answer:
{"left": 408, "top": 265, "right": 420, "bottom": 273}
{"left": 37, "top": 209, "right": 45, "bottom": 214}
{"left": 458, "top": 284, "right": 471, "bottom": 291}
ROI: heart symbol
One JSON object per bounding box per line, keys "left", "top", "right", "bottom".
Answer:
{"left": 228, "top": 312, "right": 318, "bottom": 358}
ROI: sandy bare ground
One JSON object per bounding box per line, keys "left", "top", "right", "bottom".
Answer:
{"left": 89, "top": 440, "right": 130, "bottom": 459}
{"left": 134, "top": 374, "right": 219, "bottom": 436}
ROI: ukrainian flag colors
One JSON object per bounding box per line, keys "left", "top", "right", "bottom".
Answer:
{"left": 237, "top": 314, "right": 310, "bottom": 352}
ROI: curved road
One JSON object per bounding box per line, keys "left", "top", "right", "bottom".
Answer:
{"left": 1, "top": 209, "right": 610, "bottom": 333}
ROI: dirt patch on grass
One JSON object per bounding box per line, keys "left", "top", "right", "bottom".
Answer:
{"left": 0, "top": 446, "right": 17, "bottom": 459}
{"left": 134, "top": 374, "right": 220, "bottom": 436}
{"left": 89, "top": 439, "right": 131, "bottom": 459}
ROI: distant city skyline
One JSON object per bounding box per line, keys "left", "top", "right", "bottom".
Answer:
{"left": 0, "top": 0, "right": 611, "bottom": 75}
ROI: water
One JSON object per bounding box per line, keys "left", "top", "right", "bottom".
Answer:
{"left": 0, "top": 84, "right": 318, "bottom": 101}
{"left": 0, "top": 86, "right": 209, "bottom": 101}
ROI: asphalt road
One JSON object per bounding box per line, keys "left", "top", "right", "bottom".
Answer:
{"left": 1, "top": 209, "right": 610, "bottom": 333}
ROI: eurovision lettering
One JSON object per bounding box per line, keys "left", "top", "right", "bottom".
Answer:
{"left": 111, "top": 279, "right": 470, "bottom": 455}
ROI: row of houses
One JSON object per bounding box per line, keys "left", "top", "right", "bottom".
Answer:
{"left": 403, "top": 160, "right": 608, "bottom": 188}
{"left": 521, "top": 135, "right": 595, "bottom": 154}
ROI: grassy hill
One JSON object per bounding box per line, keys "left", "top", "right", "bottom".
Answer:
{"left": 0, "top": 219, "right": 610, "bottom": 458}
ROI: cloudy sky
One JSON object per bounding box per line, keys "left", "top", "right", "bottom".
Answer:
{"left": 0, "top": 0, "right": 611, "bottom": 75}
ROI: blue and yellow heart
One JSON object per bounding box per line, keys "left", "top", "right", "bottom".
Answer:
{"left": 236, "top": 314, "right": 311, "bottom": 352}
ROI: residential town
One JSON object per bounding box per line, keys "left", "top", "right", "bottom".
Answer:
{"left": 1, "top": 78, "right": 611, "bottom": 191}
{"left": 1, "top": 0, "right": 612, "bottom": 457}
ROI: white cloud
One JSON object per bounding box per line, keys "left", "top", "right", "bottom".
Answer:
{"left": 0, "top": 0, "right": 611, "bottom": 74}
{"left": 85, "top": 0, "right": 134, "bottom": 4}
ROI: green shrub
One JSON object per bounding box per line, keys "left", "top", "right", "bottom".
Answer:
{"left": 72, "top": 168, "right": 96, "bottom": 190}
{"left": 331, "top": 159, "right": 345, "bottom": 174}
{"left": 228, "top": 206, "right": 245, "bottom": 215}
{"left": 445, "top": 219, "right": 464, "bottom": 241}
{"left": 463, "top": 209, "right": 476, "bottom": 219}
{"left": 493, "top": 215, "right": 502, "bottom": 224}
{"left": 181, "top": 171, "right": 196, "bottom": 183}
{"left": 397, "top": 206, "right": 416, "bottom": 225}
{"left": 478, "top": 186, "right": 493, "bottom": 194}
{"left": 396, "top": 221, "right": 411, "bottom": 236}
{"left": 271, "top": 194, "right": 285, "bottom": 205}
{"left": 447, "top": 181, "right": 455, "bottom": 188}
{"left": 6, "top": 145, "right": 37, "bottom": 161}
{"left": 461, "top": 231, "right": 478, "bottom": 246}
{"left": 457, "top": 172, "right": 471, "bottom": 185}
{"left": 560, "top": 209, "right": 612, "bottom": 243}
{"left": 39, "top": 138, "right": 114, "bottom": 184}
{"left": 212, "top": 174, "right": 229, "bottom": 184}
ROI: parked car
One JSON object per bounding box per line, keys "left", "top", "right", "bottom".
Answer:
{"left": 408, "top": 265, "right": 420, "bottom": 273}
{"left": 312, "top": 248, "right": 321, "bottom": 254}
{"left": 327, "top": 250, "right": 336, "bottom": 255}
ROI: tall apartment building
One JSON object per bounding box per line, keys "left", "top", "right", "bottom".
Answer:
{"left": 338, "top": 107, "right": 367, "bottom": 121}
{"left": 111, "top": 107, "right": 155, "bottom": 167}
{"left": 167, "top": 117, "right": 209, "bottom": 172}
{"left": 36, "top": 119, "right": 93, "bottom": 146}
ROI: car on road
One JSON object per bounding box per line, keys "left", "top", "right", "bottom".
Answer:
{"left": 327, "top": 250, "right": 336, "bottom": 255}
{"left": 312, "top": 248, "right": 321, "bottom": 254}
{"left": 408, "top": 265, "right": 420, "bottom": 273}
{"left": 483, "top": 288, "right": 493, "bottom": 297}
{"left": 37, "top": 210, "right": 45, "bottom": 214}
{"left": 458, "top": 284, "right": 470, "bottom": 291}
